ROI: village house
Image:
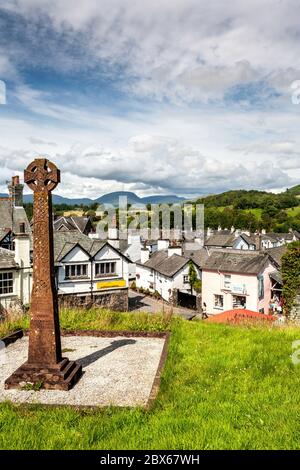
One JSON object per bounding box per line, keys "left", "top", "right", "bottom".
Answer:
{"left": 54, "top": 215, "right": 94, "bottom": 235}
{"left": 54, "top": 231, "right": 131, "bottom": 310}
{"left": 204, "top": 228, "right": 300, "bottom": 251}
{"left": 0, "top": 233, "right": 32, "bottom": 313}
{"left": 0, "top": 176, "right": 32, "bottom": 251}
{"left": 201, "top": 250, "right": 279, "bottom": 315}
{"left": 205, "top": 232, "right": 258, "bottom": 250}
{"left": 136, "top": 245, "right": 202, "bottom": 303}
{"left": 260, "top": 231, "right": 300, "bottom": 249}
{"left": 265, "top": 245, "right": 288, "bottom": 309}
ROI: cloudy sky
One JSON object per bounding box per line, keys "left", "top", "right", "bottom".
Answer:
{"left": 0, "top": 0, "right": 300, "bottom": 199}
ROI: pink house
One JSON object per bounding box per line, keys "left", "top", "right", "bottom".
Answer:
{"left": 202, "top": 250, "right": 278, "bottom": 315}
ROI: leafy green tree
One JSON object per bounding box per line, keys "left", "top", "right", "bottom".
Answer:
{"left": 282, "top": 242, "right": 300, "bottom": 316}
{"left": 188, "top": 261, "right": 201, "bottom": 294}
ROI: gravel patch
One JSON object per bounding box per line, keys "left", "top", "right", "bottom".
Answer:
{"left": 0, "top": 335, "right": 166, "bottom": 407}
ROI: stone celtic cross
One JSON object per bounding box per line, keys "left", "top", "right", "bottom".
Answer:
{"left": 5, "top": 158, "right": 82, "bottom": 390}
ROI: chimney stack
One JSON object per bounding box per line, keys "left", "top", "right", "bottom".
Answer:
{"left": 14, "top": 233, "right": 30, "bottom": 268}
{"left": 168, "top": 246, "right": 182, "bottom": 257}
{"left": 141, "top": 248, "right": 150, "bottom": 264}
{"left": 8, "top": 175, "right": 24, "bottom": 207}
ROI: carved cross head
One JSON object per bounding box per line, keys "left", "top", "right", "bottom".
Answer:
{"left": 24, "top": 158, "right": 60, "bottom": 192}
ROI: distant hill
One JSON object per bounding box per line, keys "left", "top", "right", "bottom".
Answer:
{"left": 195, "top": 188, "right": 300, "bottom": 210}
{"left": 287, "top": 185, "right": 300, "bottom": 196}
{"left": 0, "top": 191, "right": 186, "bottom": 206}
{"left": 95, "top": 191, "right": 186, "bottom": 206}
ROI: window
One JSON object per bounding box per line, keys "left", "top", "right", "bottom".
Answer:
{"left": 224, "top": 274, "right": 231, "bottom": 290}
{"left": 95, "top": 262, "right": 116, "bottom": 277}
{"left": 65, "top": 264, "right": 88, "bottom": 279}
{"left": 19, "top": 222, "right": 25, "bottom": 234}
{"left": 0, "top": 272, "right": 13, "bottom": 295}
{"left": 214, "top": 294, "right": 224, "bottom": 309}
{"left": 183, "top": 275, "right": 189, "bottom": 284}
{"left": 258, "top": 275, "right": 264, "bottom": 300}
{"left": 232, "top": 295, "right": 246, "bottom": 309}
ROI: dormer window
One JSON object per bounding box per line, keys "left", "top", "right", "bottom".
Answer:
{"left": 65, "top": 264, "right": 88, "bottom": 279}
{"left": 95, "top": 262, "right": 116, "bottom": 278}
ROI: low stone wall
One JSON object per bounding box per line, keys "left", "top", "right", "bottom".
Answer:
{"left": 290, "top": 294, "right": 300, "bottom": 320}
{"left": 196, "top": 295, "right": 202, "bottom": 312}
{"left": 171, "top": 289, "right": 179, "bottom": 306}
{"left": 59, "top": 288, "right": 129, "bottom": 312}
{"left": 93, "top": 289, "right": 129, "bottom": 312}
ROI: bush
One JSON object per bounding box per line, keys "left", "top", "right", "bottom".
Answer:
{"left": 282, "top": 241, "right": 300, "bottom": 316}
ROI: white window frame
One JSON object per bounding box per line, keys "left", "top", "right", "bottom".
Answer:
{"left": 65, "top": 264, "right": 88, "bottom": 279}
{"left": 0, "top": 271, "right": 14, "bottom": 295}
{"left": 224, "top": 274, "right": 231, "bottom": 290}
{"left": 95, "top": 261, "right": 117, "bottom": 278}
{"left": 214, "top": 294, "right": 224, "bottom": 309}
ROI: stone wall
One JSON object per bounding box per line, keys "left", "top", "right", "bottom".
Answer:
{"left": 93, "top": 289, "right": 129, "bottom": 312}
{"left": 171, "top": 289, "right": 179, "bottom": 306}
{"left": 196, "top": 294, "right": 202, "bottom": 312}
{"left": 59, "top": 288, "right": 129, "bottom": 312}
{"left": 290, "top": 294, "right": 300, "bottom": 320}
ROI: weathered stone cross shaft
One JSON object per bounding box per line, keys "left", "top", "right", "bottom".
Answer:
{"left": 5, "top": 158, "right": 82, "bottom": 390}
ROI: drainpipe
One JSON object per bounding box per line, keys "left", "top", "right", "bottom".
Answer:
{"left": 90, "top": 256, "right": 94, "bottom": 303}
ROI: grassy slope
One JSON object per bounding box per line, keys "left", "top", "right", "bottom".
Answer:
{"left": 244, "top": 208, "right": 263, "bottom": 219}
{"left": 1, "top": 311, "right": 300, "bottom": 449}
{"left": 287, "top": 185, "right": 300, "bottom": 196}
{"left": 287, "top": 206, "right": 300, "bottom": 217}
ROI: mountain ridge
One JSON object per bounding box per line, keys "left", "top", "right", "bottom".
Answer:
{"left": 1, "top": 184, "right": 299, "bottom": 206}
{"left": 0, "top": 191, "right": 187, "bottom": 206}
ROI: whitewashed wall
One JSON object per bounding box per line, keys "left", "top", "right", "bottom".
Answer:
{"left": 136, "top": 261, "right": 201, "bottom": 302}
{"left": 201, "top": 268, "right": 274, "bottom": 315}
{"left": 57, "top": 244, "right": 130, "bottom": 296}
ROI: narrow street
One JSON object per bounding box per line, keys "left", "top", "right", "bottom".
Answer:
{"left": 128, "top": 289, "right": 196, "bottom": 320}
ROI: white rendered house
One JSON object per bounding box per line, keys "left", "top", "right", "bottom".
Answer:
{"left": 0, "top": 233, "right": 32, "bottom": 312}
{"left": 136, "top": 246, "right": 201, "bottom": 302}
{"left": 54, "top": 231, "right": 131, "bottom": 310}
{"left": 201, "top": 250, "right": 279, "bottom": 315}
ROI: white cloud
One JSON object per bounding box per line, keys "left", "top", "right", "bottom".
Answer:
{"left": 2, "top": 0, "right": 300, "bottom": 103}
{"left": 0, "top": 1, "right": 299, "bottom": 197}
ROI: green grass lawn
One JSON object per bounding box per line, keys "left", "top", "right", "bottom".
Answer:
{"left": 244, "top": 208, "right": 263, "bottom": 219}
{"left": 1, "top": 310, "right": 300, "bottom": 450}
{"left": 287, "top": 206, "right": 300, "bottom": 217}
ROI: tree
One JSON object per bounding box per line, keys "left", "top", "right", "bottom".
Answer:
{"left": 281, "top": 242, "right": 300, "bottom": 317}
{"left": 188, "top": 261, "right": 201, "bottom": 295}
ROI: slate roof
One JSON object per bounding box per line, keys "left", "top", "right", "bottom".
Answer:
{"left": 0, "top": 198, "right": 32, "bottom": 248}
{"left": 239, "top": 233, "right": 258, "bottom": 247}
{"left": 138, "top": 250, "right": 190, "bottom": 277}
{"left": 205, "top": 233, "right": 236, "bottom": 248}
{"left": 54, "top": 216, "right": 91, "bottom": 233}
{"left": 266, "top": 245, "right": 288, "bottom": 268}
{"left": 0, "top": 247, "right": 18, "bottom": 269}
{"left": 269, "top": 270, "right": 283, "bottom": 284}
{"left": 54, "top": 231, "right": 130, "bottom": 263}
{"left": 0, "top": 228, "right": 10, "bottom": 242}
{"left": 203, "top": 250, "right": 269, "bottom": 275}
{"left": 183, "top": 247, "right": 209, "bottom": 268}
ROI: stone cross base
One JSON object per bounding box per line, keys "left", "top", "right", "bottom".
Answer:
{"left": 4, "top": 358, "right": 82, "bottom": 391}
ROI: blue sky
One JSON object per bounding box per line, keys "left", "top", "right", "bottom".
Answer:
{"left": 0, "top": 0, "right": 299, "bottom": 198}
